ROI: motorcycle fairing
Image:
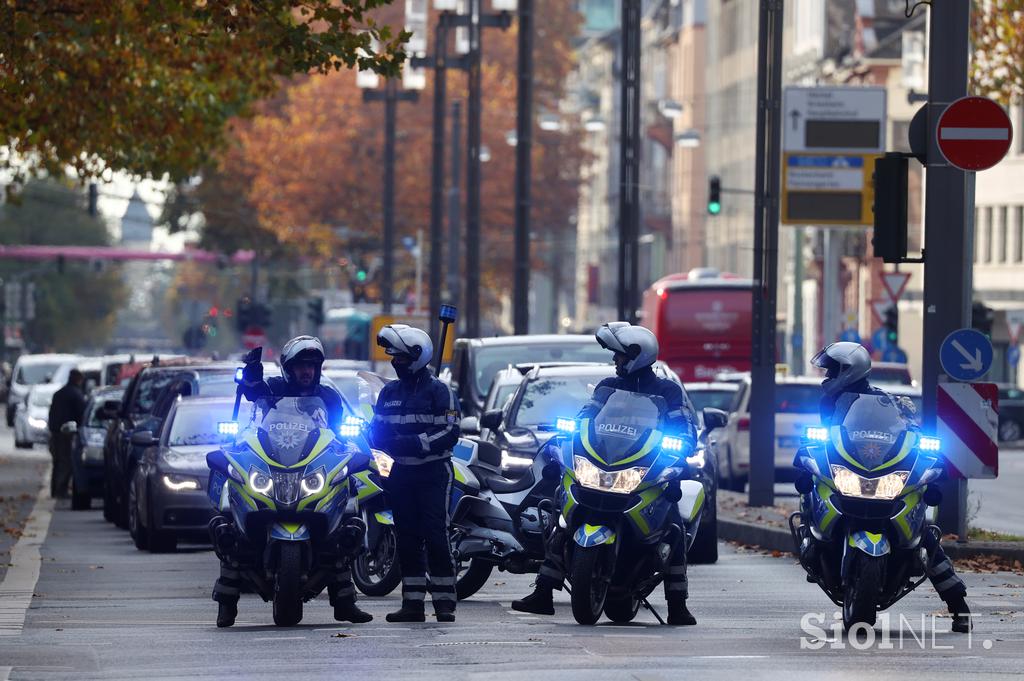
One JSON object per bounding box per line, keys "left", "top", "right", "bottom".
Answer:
{"left": 573, "top": 523, "right": 617, "bottom": 547}
{"left": 848, "top": 530, "right": 891, "bottom": 556}
{"left": 271, "top": 522, "right": 311, "bottom": 541}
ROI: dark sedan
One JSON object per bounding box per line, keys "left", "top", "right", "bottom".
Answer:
{"left": 70, "top": 386, "right": 124, "bottom": 511}
{"left": 998, "top": 385, "right": 1024, "bottom": 442}
{"left": 129, "top": 396, "right": 242, "bottom": 552}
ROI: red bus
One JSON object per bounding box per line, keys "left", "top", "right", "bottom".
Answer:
{"left": 641, "top": 269, "right": 754, "bottom": 382}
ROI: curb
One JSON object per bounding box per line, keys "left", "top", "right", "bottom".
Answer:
{"left": 717, "top": 516, "right": 1024, "bottom": 563}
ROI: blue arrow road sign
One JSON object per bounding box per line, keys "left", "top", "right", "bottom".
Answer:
{"left": 882, "top": 346, "right": 908, "bottom": 363}
{"left": 871, "top": 328, "right": 889, "bottom": 353}
{"left": 1009, "top": 345, "right": 1021, "bottom": 367}
{"left": 940, "top": 328, "right": 993, "bottom": 381}
{"left": 839, "top": 328, "right": 861, "bottom": 343}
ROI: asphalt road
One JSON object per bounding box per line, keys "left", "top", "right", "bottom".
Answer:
{"left": 970, "top": 445, "right": 1024, "bottom": 536}
{"left": 0, "top": 440, "right": 1021, "bottom": 678}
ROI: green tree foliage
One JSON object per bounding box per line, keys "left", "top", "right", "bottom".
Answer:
{"left": 0, "top": 181, "right": 127, "bottom": 351}
{"left": 971, "top": 0, "right": 1024, "bottom": 104}
{"left": 1, "top": 0, "right": 408, "bottom": 181}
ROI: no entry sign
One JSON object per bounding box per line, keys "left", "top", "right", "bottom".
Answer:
{"left": 936, "top": 96, "right": 1013, "bottom": 171}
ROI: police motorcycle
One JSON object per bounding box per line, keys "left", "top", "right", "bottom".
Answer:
{"left": 789, "top": 392, "right": 946, "bottom": 631}
{"left": 206, "top": 396, "right": 372, "bottom": 626}
{"left": 350, "top": 441, "right": 401, "bottom": 596}
{"left": 552, "top": 387, "right": 708, "bottom": 625}
{"left": 363, "top": 436, "right": 561, "bottom": 600}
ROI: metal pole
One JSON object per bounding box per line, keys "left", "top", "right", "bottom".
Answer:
{"left": 790, "top": 226, "right": 805, "bottom": 375}
{"left": 748, "top": 0, "right": 784, "bottom": 507}
{"left": 823, "top": 227, "right": 839, "bottom": 344}
{"left": 617, "top": 0, "right": 642, "bottom": 323}
{"left": 382, "top": 79, "right": 397, "bottom": 315}
{"left": 429, "top": 21, "right": 449, "bottom": 340}
{"left": 447, "top": 101, "right": 463, "bottom": 319}
{"left": 512, "top": 0, "right": 535, "bottom": 335}
{"left": 415, "top": 228, "right": 424, "bottom": 314}
{"left": 922, "top": 2, "right": 971, "bottom": 540}
{"left": 465, "top": 0, "right": 483, "bottom": 336}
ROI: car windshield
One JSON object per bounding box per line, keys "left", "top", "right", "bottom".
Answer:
{"left": 514, "top": 372, "right": 610, "bottom": 427}
{"left": 840, "top": 394, "right": 908, "bottom": 468}
{"left": 131, "top": 372, "right": 179, "bottom": 415}
{"left": 473, "top": 343, "right": 610, "bottom": 397}
{"left": 195, "top": 374, "right": 238, "bottom": 398}
{"left": 168, "top": 402, "right": 240, "bottom": 447}
{"left": 776, "top": 385, "right": 821, "bottom": 414}
{"left": 250, "top": 396, "right": 330, "bottom": 467}
{"left": 590, "top": 388, "right": 665, "bottom": 464}
{"left": 16, "top": 362, "right": 62, "bottom": 385}
{"left": 687, "top": 388, "right": 737, "bottom": 413}
{"left": 87, "top": 395, "right": 121, "bottom": 427}
{"left": 490, "top": 383, "right": 519, "bottom": 411}
{"left": 30, "top": 389, "right": 56, "bottom": 407}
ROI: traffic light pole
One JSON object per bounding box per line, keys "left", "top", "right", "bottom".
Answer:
{"left": 512, "top": 0, "right": 535, "bottom": 335}
{"left": 617, "top": 0, "right": 642, "bottom": 324}
{"left": 921, "top": 3, "right": 972, "bottom": 540}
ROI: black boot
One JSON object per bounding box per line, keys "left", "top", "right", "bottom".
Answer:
{"left": 434, "top": 602, "right": 456, "bottom": 623}
{"left": 216, "top": 600, "right": 238, "bottom": 628}
{"left": 947, "top": 596, "right": 972, "bottom": 633}
{"left": 386, "top": 602, "right": 426, "bottom": 623}
{"left": 334, "top": 598, "right": 373, "bottom": 623}
{"left": 511, "top": 585, "right": 555, "bottom": 615}
{"left": 667, "top": 598, "right": 696, "bottom": 626}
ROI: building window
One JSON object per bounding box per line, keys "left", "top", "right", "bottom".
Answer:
{"left": 1016, "top": 206, "right": 1024, "bottom": 262}
{"left": 999, "top": 206, "right": 1009, "bottom": 263}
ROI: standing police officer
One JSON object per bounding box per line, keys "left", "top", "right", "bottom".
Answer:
{"left": 370, "top": 325, "right": 461, "bottom": 623}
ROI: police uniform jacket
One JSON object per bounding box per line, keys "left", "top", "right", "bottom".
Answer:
{"left": 370, "top": 368, "right": 460, "bottom": 465}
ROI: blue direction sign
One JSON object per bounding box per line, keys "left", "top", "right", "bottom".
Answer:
{"left": 871, "top": 328, "right": 890, "bottom": 353}
{"left": 882, "top": 346, "right": 908, "bottom": 363}
{"left": 1009, "top": 345, "right": 1021, "bottom": 367}
{"left": 839, "top": 328, "right": 862, "bottom": 343}
{"left": 940, "top": 328, "right": 994, "bottom": 381}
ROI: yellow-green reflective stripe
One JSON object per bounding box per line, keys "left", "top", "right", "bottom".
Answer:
{"left": 892, "top": 490, "right": 921, "bottom": 540}
{"left": 817, "top": 480, "right": 838, "bottom": 533}
{"left": 224, "top": 454, "right": 277, "bottom": 509}
{"left": 579, "top": 419, "right": 607, "bottom": 465}
{"left": 326, "top": 457, "right": 351, "bottom": 485}
{"left": 244, "top": 433, "right": 281, "bottom": 469}
{"left": 313, "top": 484, "right": 343, "bottom": 512}
{"left": 831, "top": 426, "right": 869, "bottom": 471}
{"left": 352, "top": 470, "right": 383, "bottom": 502}
{"left": 626, "top": 486, "right": 661, "bottom": 536}
{"left": 279, "top": 522, "right": 302, "bottom": 534}
{"left": 291, "top": 429, "right": 337, "bottom": 469}
{"left": 864, "top": 531, "right": 882, "bottom": 543}
{"left": 228, "top": 480, "right": 258, "bottom": 510}
{"left": 872, "top": 431, "right": 915, "bottom": 471}
{"left": 454, "top": 463, "right": 469, "bottom": 484}
{"left": 561, "top": 473, "right": 576, "bottom": 516}
{"left": 689, "top": 485, "right": 706, "bottom": 522}
{"left": 614, "top": 429, "right": 663, "bottom": 467}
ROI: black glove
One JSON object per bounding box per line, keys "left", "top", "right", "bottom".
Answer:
{"left": 241, "top": 360, "right": 263, "bottom": 386}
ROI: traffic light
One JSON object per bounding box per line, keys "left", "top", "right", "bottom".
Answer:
{"left": 972, "top": 301, "right": 994, "bottom": 337}
{"left": 356, "top": 269, "right": 368, "bottom": 283}
{"left": 871, "top": 153, "right": 909, "bottom": 264}
{"left": 307, "top": 297, "right": 325, "bottom": 327}
{"left": 707, "top": 176, "right": 722, "bottom": 216}
{"left": 884, "top": 306, "right": 899, "bottom": 347}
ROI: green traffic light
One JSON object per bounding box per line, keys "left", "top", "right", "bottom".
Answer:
{"left": 708, "top": 201, "right": 721, "bottom": 215}
{"left": 356, "top": 270, "right": 367, "bottom": 282}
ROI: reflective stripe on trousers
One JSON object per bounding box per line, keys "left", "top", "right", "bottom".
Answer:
{"left": 213, "top": 561, "right": 241, "bottom": 602}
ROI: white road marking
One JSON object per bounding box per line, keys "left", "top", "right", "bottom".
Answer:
{"left": 0, "top": 472, "right": 53, "bottom": 639}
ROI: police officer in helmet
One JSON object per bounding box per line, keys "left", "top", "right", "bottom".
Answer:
{"left": 212, "top": 335, "right": 372, "bottom": 627}
{"left": 811, "top": 342, "right": 972, "bottom": 632}
{"left": 512, "top": 322, "right": 700, "bottom": 625}
{"left": 370, "top": 325, "right": 461, "bottom": 623}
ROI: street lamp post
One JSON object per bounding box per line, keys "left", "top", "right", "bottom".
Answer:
{"left": 617, "top": 0, "right": 642, "bottom": 323}
{"left": 512, "top": 0, "right": 534, "bottom": 335}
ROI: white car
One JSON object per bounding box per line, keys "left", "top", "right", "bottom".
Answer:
{"left": 14, "top": 383, "right": 60, "bottom": 448}
{"left": 716, "top": 376, "right": 824, "bottom": 491}
{"left": 6, "top": 353, "right": 81, "bottom": 427}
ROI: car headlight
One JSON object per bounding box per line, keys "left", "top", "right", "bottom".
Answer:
{"left": 300, "top": 469, "right": 326, "bottom": 497}
{"left": 162, "top": 474, "right": 200, "bottom": 492}
{"left": 248, "top": 468, "right": 274, "bottom": 495}
{"left": 830, "top": 465, "right": 910, "bottom": 500}
{"left": 28, "top": 416, "right": 47, "bottom": 429}
{"left": 574, "top": 456, "right": 647, "bottom": 495}
{"left": 372, "top": 449, "right": 394, "bottom": 478}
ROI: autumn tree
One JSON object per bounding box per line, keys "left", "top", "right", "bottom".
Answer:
{"left": 1, "top": 0, "right": 409, "bottom": 182}
{"left": 971, "top": 0, "right": 1024, "bottom": 104}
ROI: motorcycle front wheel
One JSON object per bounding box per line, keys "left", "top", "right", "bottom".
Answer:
{"left": 842, "top": 553, "right": 882, "bottom": 631}
{"left": 273, "top": 543, "right": 304, "bottom": 626}
{"left": 353, "top": 525, "right": 402, "bottom": 597}
{"left": 569, "top": 545, "right": 614, "bottom": 625}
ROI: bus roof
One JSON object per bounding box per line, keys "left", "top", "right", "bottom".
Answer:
{"left": 656, "top": 278, "right": 754, "bottom": 292}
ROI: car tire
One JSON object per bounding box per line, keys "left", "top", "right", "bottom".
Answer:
{"left": 720, "top": 447, "right": 744, "bottom": 493}
{"left": 129, "top": 476, "right": 150, "bottom": 551}
{"left": 688, "top": 490, "right": 719, "bottom": 565}
{"left": 71, "top": 479, "right": 92, "bottom": 511}
{"left": 102, "top": 480, "right": 117, "bottom": 523}
{"left": 999, "top": 419, "right": 1021, "bottom": 443}
{"left": 114, "top": 474, "right": 130, "bottom": 529}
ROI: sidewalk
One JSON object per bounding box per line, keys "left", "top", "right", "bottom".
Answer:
{"left": 716, "top": 489, "right": 1024, "bottom": 565}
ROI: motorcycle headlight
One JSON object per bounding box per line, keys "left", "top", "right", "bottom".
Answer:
{"left": 372, "top": 449, "right": 394, "bottom": 478}
{"left": 248, "top": 468, "right": 274, "bottom": 495}
{"left": 162, "top": 474, "right": 200, "bottom": 492}
{"left": 830, "top": 465, "right": 909, "bottom": 500}
{"left": 300, "top": 469, "right": 326, "bottom": 497}
{"left": 574, "top": 456, "right": 647, "bottom": 495}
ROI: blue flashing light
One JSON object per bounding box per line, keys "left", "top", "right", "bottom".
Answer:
{"left": 555, "top": 418, "right": 576, "bottom": 434}
{"left": 919, "top": 436, "right": 941, "bottom": 452}
{"left": 805, "top": 426, "right": 829, "bottom": 442}
{"left": 234, "top": 368, "right": 244, "bottom": 383}
{"left": 218, "top": 421, "right": 239, "bottom": 436}
{"left": 338, "top": 416, "right": 366, "bottom": 439}
{"left": 661, "top": 435, "right": 685, "bottom": 452}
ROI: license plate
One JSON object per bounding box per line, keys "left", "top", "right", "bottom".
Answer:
{"left": 777, "top": 436, "right": 801, "bottom": 449}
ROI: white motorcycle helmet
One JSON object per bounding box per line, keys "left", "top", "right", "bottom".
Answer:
{"left": 280, "top": 335, "right": 326, "bottom": 384}
{"left": 595, "top": 322, "right": 659, "bottom": 375}
{"left": 376, "top": 324, "right": 434, "bottom": 373}
{"left": 811, "top": 342, "right": 872, "bottom": 397}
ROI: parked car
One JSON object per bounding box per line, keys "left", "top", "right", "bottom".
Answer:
{"left": 444, "top": 335, "right": 612, "bottom": 420}
{"left": 70, "top": 386, "right": 125, "bottom": 510}
{"left": 716, "top": 376, "right": 823, "bottom": 491}
{"left": 684, "top": 381, "right": 740, "bottom": 426}
{"left": 129, "top": 396, "right": 243, "bottom": 552}
{"left": 6, "top": 353, "right": 80, "bottom": 426}
{"left": 13, "top": 383, "right": 58, "bottom": 448}
{"left": 997, "top": 384, "right": 1024, "bottom": 442}
{"left": 102, "top": 362, "right": 279, "bottom": 528}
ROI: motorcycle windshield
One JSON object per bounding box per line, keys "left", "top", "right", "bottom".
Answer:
{"left": 589, "top": 389, "right": 665, "bottom": 464}
{"left": 838, "top": 394, "right": 908, "bottom": 469}
{"left": 254, "top": 396, "right": 330, "bottom": 467}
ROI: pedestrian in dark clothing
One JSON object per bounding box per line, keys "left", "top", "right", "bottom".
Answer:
{"left": 48, "top": 369, "right": 87, "bottom": 499}
{"left": 370, "top": 324, "right": 461, "bottom": 623}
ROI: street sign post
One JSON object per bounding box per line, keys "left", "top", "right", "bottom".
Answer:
{"left": 940, "top": 328, "right": 994, "bottom": 382}
{"left": 881, "top": 271, "right": 911, "bottom": 302}
{"left": 781, "top": 86, "right": 886, "bottom": 226}
{"left": 936, "top": 382, "right": 999, "bottom": 479}
{"left": 1006, "top": 309, "right": 1024, "bottom": 345}
{"left": 936, "top": 96, "right": 1013, "bottom": 171}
